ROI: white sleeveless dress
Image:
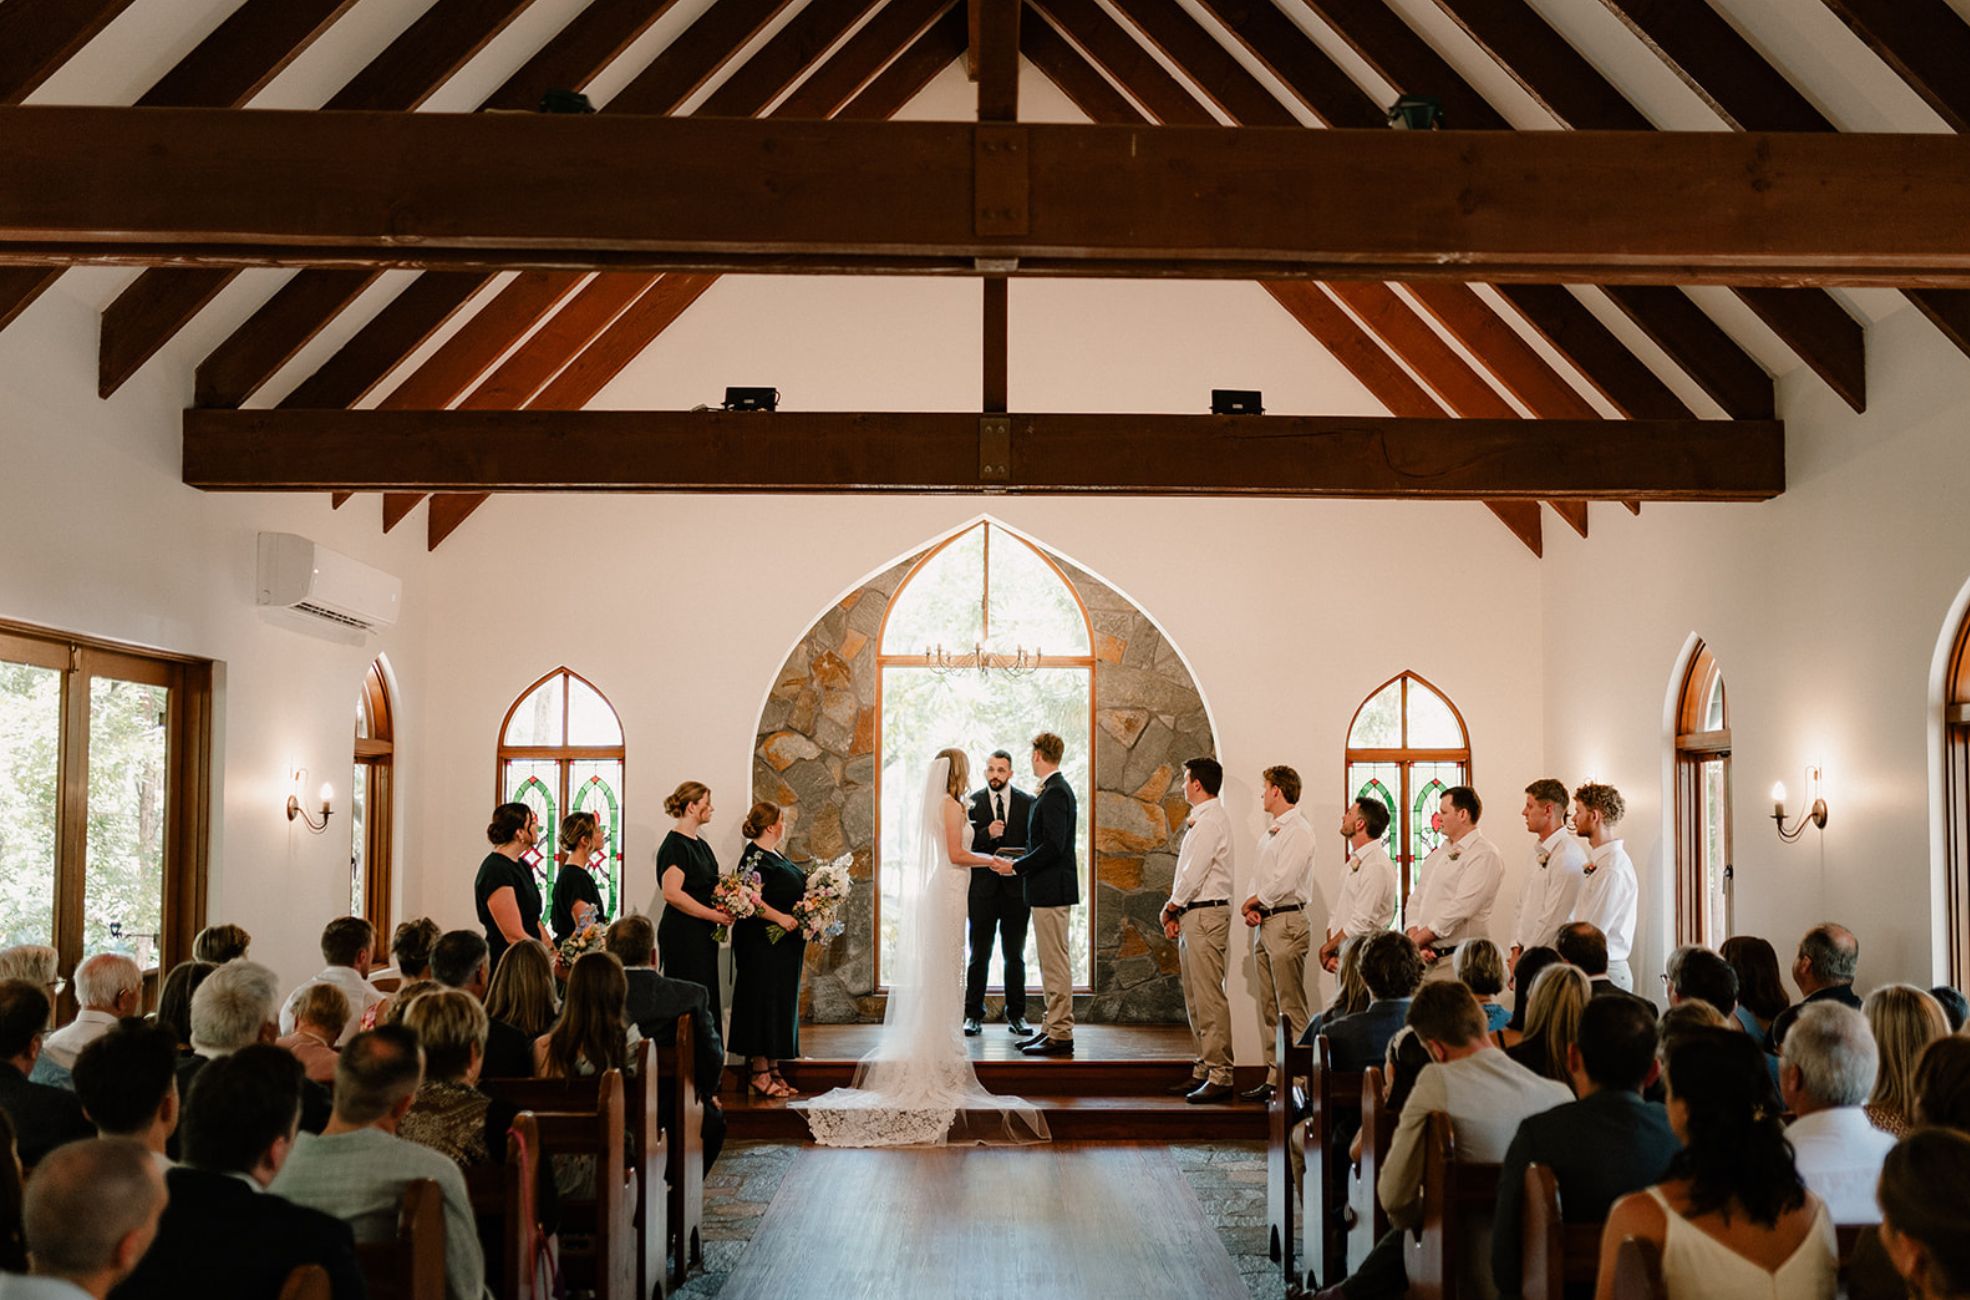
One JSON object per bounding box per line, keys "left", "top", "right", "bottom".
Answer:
{"left": 1647, "top": 1188, "right": 1837, "bottom": 1300}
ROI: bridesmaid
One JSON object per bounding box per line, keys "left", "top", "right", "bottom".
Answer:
{"left": 656, "top": 781, "right": 733, "bottom": 1024}
{"left": 475, "top": 802, "right": 551, "bottom": 978}
{"left": 727, "top": 801, "right": 807, "bottom": 1099}
{"left": 551, "top": 811, "right": 608, "bottom": 944}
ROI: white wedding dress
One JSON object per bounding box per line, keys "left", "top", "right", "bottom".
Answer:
{"left": 793, "top": 756, "right": 1051, "bottom": 1147}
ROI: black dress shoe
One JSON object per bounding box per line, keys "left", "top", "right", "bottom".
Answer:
{"left": 1239, "top": 1083, "right": 1276, "bottom": 1103}
{"left": 1167, "top": 1077, "right": 1206, "bottom": 1095}
{"left": 1006, "top": 1017, "right": 1033, "bottom": 1036}
{"left": 963, "top": 1017, "right": 982, "bottom": 1037}
{"left": 1185, "top": 1081, "right": 1235, "bottom": 1104}
{"left": 1021, "top": 1036, "right": 1075, "bottom": 1056}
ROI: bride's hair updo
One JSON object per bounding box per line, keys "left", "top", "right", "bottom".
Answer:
{"left": 936, "top": 748, "right": 971, "bottom": 801}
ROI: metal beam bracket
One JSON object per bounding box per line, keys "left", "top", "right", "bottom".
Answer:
{"left": 978, "top": 414, "right": 1012, "bottom": 484}
{"left": 973, "top": 124, "right": 1028, "bottom": 236}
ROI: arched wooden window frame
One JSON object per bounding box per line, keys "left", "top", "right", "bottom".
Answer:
{"left": 1342, "top": 671, "right": 1472, "bottom": 918}
{"left": 1673, "top": 641, "right": 1733, "bottom": 947}
{"left": 1945, "top": 616, "right": 1970, "bottom": 985}
{"left": 494, "top": 667, "right": 628, "bottom": 924}
{"left": 353, "top": 659, "right": 394, "bottom": 958}
{"left": 873, "top": 523, "right": 1098, "bottom": 991}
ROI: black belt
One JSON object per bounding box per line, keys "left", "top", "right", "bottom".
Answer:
{"left": 1176, "top": 899, "right": 1229, "bottom": 916}
{"left": 1254, "top": 903, "right": 1304, "bottom": 919}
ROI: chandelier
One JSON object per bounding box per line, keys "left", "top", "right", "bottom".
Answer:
{"left": 923, "top": 642, "right": 1042, "bottom": 680}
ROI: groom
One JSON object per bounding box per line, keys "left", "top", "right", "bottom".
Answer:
{"left": 994, "top": 731, "right": 1078, "bottom": 1057}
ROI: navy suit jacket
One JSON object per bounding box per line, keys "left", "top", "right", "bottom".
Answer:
{"left": 1766, "top": 983, "right": 1862, "bottom": 1053}
{"left": 1010, "top": 771, "right": 1079, "bottom": 909}
{"left": 1492, "top": 1089, "right": 1682, "bottom": 1298}
{"left": 1308, "top": 997, "right": 1413, "bottom": 1073}
{"left": 624, "top": 966, "right": 726, "bottom": 1102}
{"left": 968, "top": 785, "right": 1035, "bottom": 903}
{"left": 0, "top": 1062, "right": 90, "bottom": 1166}
{"left": 112, "top": 1165, "right": 365, "bottom": 1300}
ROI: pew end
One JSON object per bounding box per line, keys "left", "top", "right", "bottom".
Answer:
{"left": 464, "top": 1111, "right": 544, "bottom": 1300}
{"left": 354, "top": 1178, "right": 446, "bottom": 1300}
{"left": 277, "top": 1265, "right": 331, "bottom": 1300}
{"left": 1267, "top": 1013, "right": 1313, "bottom": 1280}
{"left": 1403, "top": 1111, "right": 1502, "bottom": 1300}
{"left": 1520, "top": 1162, "right": 1603, "bottom": 1300}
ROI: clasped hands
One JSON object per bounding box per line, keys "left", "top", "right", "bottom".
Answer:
{"left": 988, "top": 851, "right": 1017, "bottom": 876}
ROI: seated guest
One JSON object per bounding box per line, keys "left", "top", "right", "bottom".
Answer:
{"left": 1555, "top": 922, "right": 1627, "bottom": 1000}
{"left": 1779, "top": 1001, "right": 1895, "bottom": 1223}
{"left": 1316, "top": 983, "right": 1570, "bottom": 1300}
{"left": 1500, "top": 945, "right": 1562, "bottom": 1048}
{"left": 432, "top": 929, "right": 492, "bottom": 1000}
{"left": 1668, "top": 947, "right": 1740, "bottom": 1020}
{"left": 115, "top": 1046, "right": 365, "bottom": 1300}
{"left": 1306, "top": 935, "right": 1370, "bottom": 1040}
{"left": 278, "top": 917, "right": 385, "bottom": 1047}
{"left": 536, "top": 952, "right": 641, "bottom": 1079}
{"left": 1310, "top": 930, "right": 1424, "bottom": 1071}
{"left": 179, "top": 960, "right": 329, "bottom": 1144}
{"left": 481, "top": 938, "right": 557, "bottom": 1078}
{"left": 363, "top": 918, "right": 443, "bottom": 1029}
{"left": 273, "top": 1027, "right": 490, "bottom": 1300}
{"left": 149, "top": 960, "right": 214, "bottom": 1054}
{"left": 1918, "top": 1036, "right": 1970, "bottom": 1131}
{"left": 0, "top": 1111, "right": 22, "bottom": 1271}
{"left": 1876, "top": 1129, "right": 1970, "bottom": 1300}
{"left": 190, "top": 923, "right": 251, "bottom": 965}
{"left": 0, "top": 945, "right": 60, "bottom": 994}
{"left": 380, "top": 979, "right": 439, "bottom": 1025}
{"left": 1507, "top": 963, "right": 1590, "bottom": 1085}
{"left": 34, "top": 953, "right": 141, "bottom": 1082}
{"left": 1721, "top": 935, "right": 1792, "bottom": 1042}
{"left": 275, "top": 982, "right": 351, "bottom": 1085}
{"left": 1766, "top": 922, "right": 1861, "bottom": 1053}
{"left": 1453, "top": 938, "right": 1510, "bottom": 1034}
{"left": 609, "top": 915, "right": 727, "bottom": 1172}
{"left": 0, "top": 980, "right": 91, "bottom": 1166}
{"left": 71, "top": 1021, "right": 179, "bottom": 1170}
{"left": 1931, "top": 985, "right": 1969, "bottom": 1034}
{"left": 1864, "top": 984, "right": 1949, "bottom": 1137}
{"left": 12, "top": 1137, "right": 165, "bottom": 1300}
{"left": 1493, "top": 996, "right": 1682, "bottom": 1298}
{"left": 1598, "top": 1028, "right": 1834, "bottom": 1300}
{"left": 398, "top": 989, "right": 508, "bottom": 1167}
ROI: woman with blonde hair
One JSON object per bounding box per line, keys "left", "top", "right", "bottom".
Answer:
{"left": 655, "top": 780, "right": 733, "bottom": 1024}
{"left": 1507, "top": 963, "right": 1590, "bottom": 1086}
{"left": 1308, "top": 935, "right": 1370, "bottom": 1038}
{"left": 1866, "top": 984, "right": 1951, "bottom": 1137}
{"left": 1454, "top": 938, "right": 1510, "bottom": 1034}
{"left": 550, "top": 811, "right": 609, "bottom": 945}
{"left": 728, "top": 800, "right": 808, "bottom": 1098}
{"left": 483, "top": 939, "right": 557, "bottom": 1077}
{"left": 191, "top": 924, "right": 251, "bottom": 965}
{"left": 399, "top": 989, "right": 502, "bottom": 1166}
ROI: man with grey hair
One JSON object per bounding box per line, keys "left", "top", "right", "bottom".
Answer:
{"left": 177, "top": 960, "right": 328, "bottom": 1142}
{"left": 1779, "top": 1001, "right": 1894, "bottom": 1223}
{"left": 1765, "top": 922, "right": 1861, "bottom": 1052}
{"left": 34, "top": 953, "right": 142, "bottom": 1086}
{"left": 5, "top": 1137, "right": 166, "bottom": 1299}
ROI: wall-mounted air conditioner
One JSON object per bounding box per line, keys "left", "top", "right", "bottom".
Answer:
{"left": 256, "top": 533, "right": 401, "bottom": 634}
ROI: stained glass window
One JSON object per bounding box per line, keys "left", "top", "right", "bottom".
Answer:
{"left": 497, "top": 669, "right": 627, "bottom": 922}
{"left": 1343, "top": 672, "right": 1471, "bottom": 919}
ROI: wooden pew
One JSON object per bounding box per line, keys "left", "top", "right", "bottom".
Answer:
{"left": 1300, "top": 1035, "right": 1365, "bottom": 1289}
{"left": 1520, "top": 1163, "right": 1605, "bottom": 1300}
{"left": 1345, "top": 1064, "right": 1396, "bottom": 1276}
{"left": 655, "top": 1014, "right": 705, "bottom": 1286}
{"left": 484, "top": 1057, "right": 653, "bottom": 1300}
{"left": 277, "top": 1266, "right": 331, "bottom": 1300}
{"left": 1402, "top": 1112, "right": 1502, "bottom": 1300}
{"left": 1266, "top": 1013, "right": 1313, "bottom": 1283}
{"left": 354, "top": 1178, "right": 445, "bottom": 1300}
{"left": 463, "top": 1111, "right": 544, "bottom": 1300}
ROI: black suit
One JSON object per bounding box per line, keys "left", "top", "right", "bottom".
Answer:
{"left": 1010, "top": 771, "right": 1079, "bottom": 908}
{"left": 623, "top": 966, "right": 727, "bottom": 1172}
{"left": 1765, "top": 982, "right": 1862, "bottom": 1053}
{"left": 966, "top": 783, "right": 1034, "bottom": 1020}
{"left": 481, "top": 1018, "right": 538, "bottom": 1080}
{"left": 0, "top": 1061, "right": 91, "bottom": 1166}
{"left": 170, "top": 1055, "right": 329, "bottom": 1160}
{"left": 112, "top": 1165, "right": 366, "bottom": 1300}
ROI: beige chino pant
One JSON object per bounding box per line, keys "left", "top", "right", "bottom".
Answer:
{"left": 1178, "top": 905, "right": 1235, "bottom": 1086}
{"left": 1253, "top": 909, "right": 1312, "bottom": 1087}
{"left": 1031, "top": 904, "right": 1075, "bottom": 1041}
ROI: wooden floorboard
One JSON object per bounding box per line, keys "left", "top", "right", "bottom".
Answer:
{"left": 718, "top": 1142, "right": 1252, "bottom": 1297}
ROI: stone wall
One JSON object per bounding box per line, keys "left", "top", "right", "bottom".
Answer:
{"left": 753, "top": 539, "right": 1215, "bottom": 1023}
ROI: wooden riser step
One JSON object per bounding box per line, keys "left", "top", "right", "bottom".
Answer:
{"left": 723, "top": 1094, "right": 1267, "bottom": 1142}
{"left": 755, "top": 1057, "right": 1212, "bottom": 1097}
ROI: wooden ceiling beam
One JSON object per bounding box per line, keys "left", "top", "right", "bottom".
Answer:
{"left": 182, "top": 408, "right": 1786, "bottom": 500}
{"left": 1189, "top": 0, "right": 1382, "bottom": 127}
{"left": 1028, "top": 0, "right": 1215, "bottom": 125}
{"left": 1822, "top": 0, "right": 1970, "bottom": 133}
{"left": 0, "top": 0, "right": 137, "bottom": 104}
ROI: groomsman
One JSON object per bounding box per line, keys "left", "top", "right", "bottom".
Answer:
{"left": 1239, "top": 765, "right": 1316, "bottom": 1103}
{"left": 1162, "top": 757, "right": 1236, "bottom": 1103}
{"left": 1570, "top": 783, "right": 1639, "bottom": 991}
{"left": 1510, "top": 779, "right": 1588, "bottom": 967}
{"left": 1405, "top": 786, "right": 1505, "bottom": 982}
{"left": 1320, "top": 797, "right": 1398, "bottom": 972}
{"left": 965, "top": 750, "right": 1034, "bottom": 1037}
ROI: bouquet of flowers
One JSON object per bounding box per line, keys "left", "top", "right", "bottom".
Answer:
{"left": 711, "top": 863, "right": 764, "bottom": 941}
{"left": 769, "top": 852, "right": 854, "bottom": 944}
{"left": 556, "top": 916, "right": 607, "bottom": 967}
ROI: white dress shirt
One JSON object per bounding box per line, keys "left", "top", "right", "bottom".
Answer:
{"left": 279, "top": 965, "right": 388, "bottom": 1046}
{"left": 1787, "top": 1107, "right": 1896, "bottom": 1224}
{"left": 1409, "top": 830, "right": 1505, "bottom": 947}
{"left": 1168, "top": 798, "right": 1234, "bottom": 909}
{"left": 39, "top": 1007, "right": 119, "bottom": 1071}
{"left": 1573, "top": 839, "right": 1639, "bottom": 964}
{"left": 1511, "top": 828, "right": 1589, "bottom": 952}
{"left": 1333, "top": 839, "right": 1398, "bottom": 936}
{"left": 1250, "top": 808, "right": 1316, "bottom": 908}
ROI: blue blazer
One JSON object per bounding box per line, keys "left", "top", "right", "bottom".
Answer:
{"left": 1011, "top": 771, "right": 1080, "bottom": 908}
{"left": 1308, "top": 997, "right": 1413, "bottom": 1072}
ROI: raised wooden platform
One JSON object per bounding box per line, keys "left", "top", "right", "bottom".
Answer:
{"left": 720, "top": 1023, "right": 1267, "bottom": 1141}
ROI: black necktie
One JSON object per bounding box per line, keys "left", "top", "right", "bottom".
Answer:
{"left": 995, "top": 793, "right": 1005, "bottom": 822}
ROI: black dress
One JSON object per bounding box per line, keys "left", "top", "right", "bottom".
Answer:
{"left": 726, "top": 844, "right": 807, "bottom": 1060}
{"left": 474, "top": 851, "right": 543, "bottom": 979}
{"left": 550, "top": 862, "right": 607, "bottom": 943}
{"left": 656, "top": 830, "right": 724, "bottom": 1023}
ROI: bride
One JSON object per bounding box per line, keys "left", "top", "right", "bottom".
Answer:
{"left": 793, "top": 748, "right": 1051, "bottom": 1147}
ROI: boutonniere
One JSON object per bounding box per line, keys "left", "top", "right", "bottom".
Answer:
{"left": 1349, "top": 858, "right": 1361, "bottom": 874}
{"left": 1267, "top": 824, "right": 1281, "bottom": 837}
{"left": 1536, "top": 850, "right": 1551, "bottom": 869}
{"left": 1583, "top": 862, "right": 1598, "bottom": 876}
{"left": 1185, "top": 814, "right": 1197, "bottom": 829}
{"left": 1449, "top": 848, "right": 1462, "bottom": 862}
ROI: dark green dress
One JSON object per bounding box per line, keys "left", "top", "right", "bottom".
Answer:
{"left": 726, "top": 844, "right": 807, "bottom": 1060}
{"left": 656, "top": 830, "right": 724, "bottom": 1023}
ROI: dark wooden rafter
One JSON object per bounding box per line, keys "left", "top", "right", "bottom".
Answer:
{"left": 0, "top": 0, "right": 136, "bottom": 103}
{"left": 198, "top": 0, "right": 690, "bottom": 412}
{"left": 98, "top": 0, "right": 553, "bottom": 400}
{"left": 0, "top": 0, "right": 361, "bottom": 336}
{"left": 1821, "top": 0, "right": 1970, "bottom": 132}
{"left": 181, "top": 408, "right": 1786, "bottom": 500}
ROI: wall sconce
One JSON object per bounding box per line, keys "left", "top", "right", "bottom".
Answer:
{"left": 1771, "top": 766, "right": 1829, "bottom": 844}
{"left": 287, "top": 769, "right": 335, "bottom": 834}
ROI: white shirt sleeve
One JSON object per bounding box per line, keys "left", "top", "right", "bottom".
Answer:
{"left": 1254, "top": 820, "right": 1314, "bottom": 908}
{"left": 1168, "top": 806, "right": 1232, "bottom": 909}
{"left": 1339, "top": 852, "right": 1397, "bottom": 934}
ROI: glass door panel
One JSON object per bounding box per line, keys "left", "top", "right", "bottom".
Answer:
{"left": 350, "top": 763, "right": 370, "bottom": 917}
{"left": 0, "top": 658, "right": 62, "bottom": 949}
{"left": 82, "top": 675, "right": 170, "bottom": 974}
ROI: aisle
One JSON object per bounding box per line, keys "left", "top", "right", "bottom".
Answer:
{"left": 713, "top": 1141, "right": 1255, "bottom": 1298}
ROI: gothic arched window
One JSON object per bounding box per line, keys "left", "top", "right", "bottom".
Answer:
{"left": 1673, "top": 641, "right": 1732, "bottom": 947}
{"left": 496, "top": 668, "right": 626, "bottom": 921}
{"left": 351, "top": 658, "right": 394, "bottom": 952}
{"left": 1344, "top": 672, "right": 1472, "bottom": 919}
{"left": 1945, "top": 617, "right": 1970, "bottom": 985}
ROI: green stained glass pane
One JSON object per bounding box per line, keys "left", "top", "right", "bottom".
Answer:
{"left": 1408, "top": 762, "right": 1467, "bottom": 892}
{"left": 83, "top": 677, "right": 169, "bottom": 973}
{"left": 0, "top": 660, "right": 61, "bottom": 950}
{"left": 1349, "top": 680, "right": 1401, "bottom": 747}
{"left": 1347, "top": 762, "right": 1400, "bottom": 864}
{"left": 570, "top": 760, "right": 624, "bottom": 920}
{"left": 880, "top": 526, "right": 986, "bottom": 655}
{"left": 1406, "top": 680, "right": 1464, "bottom": 748}
{"left": 504, "top": 676, "right": 563, "bottom": 747}
{"left": 985, "top": 528, "right": 1090, "bottom": 655}
{"left": 504, "top": 760, "right": 558, "bottom": 909}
